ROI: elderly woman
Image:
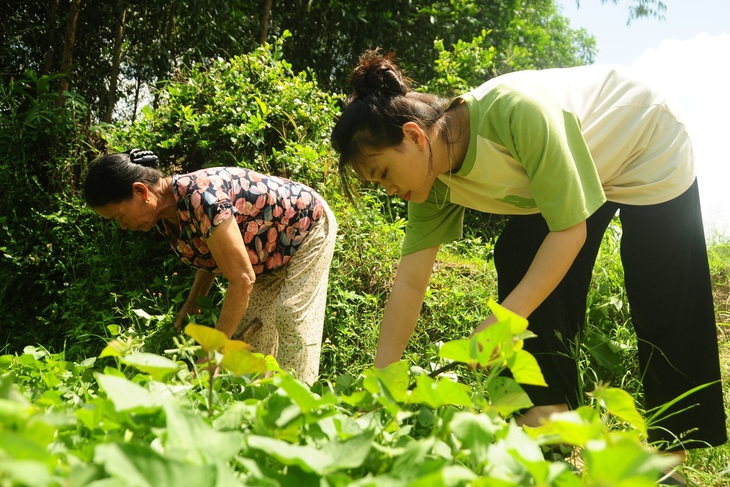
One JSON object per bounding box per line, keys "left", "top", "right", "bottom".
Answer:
{"left": 84, "top": 149, "right": 337, "bottom": 383}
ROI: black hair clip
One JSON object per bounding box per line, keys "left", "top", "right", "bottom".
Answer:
{"left": 126, "top": 148, "right": 159, "bottom": 167}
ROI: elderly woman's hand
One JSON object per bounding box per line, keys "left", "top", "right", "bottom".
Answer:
{"left": 174, "top": 299, "right": 201, "bottom": 332}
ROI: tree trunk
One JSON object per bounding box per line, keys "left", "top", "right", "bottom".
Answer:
{"left": 43, "top": 0, "right": 60, "bottom": 74}
{"left": 104, "top": 7, "right": 127, "bottom": 123}
{"left": 56, "top": 0, "right": 82, "bottom": 106}
{"left": 260, "top": 0, "right": 272, "bottom": 45}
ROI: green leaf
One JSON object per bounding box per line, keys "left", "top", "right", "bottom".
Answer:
{"left": 275, "top": 373, "right": 338, "bottom": 415}
{"left": 163, "top": 403, "right": 244, "bottom": 464}
{"left": 94, "top": 373, "right": 160, "bottom": 412}
{"left": 410, "top": 375, "right": 473, "bottom": 409}
{"left": 93, "top": 442, "right": 235, "bottom": 487}
{"left": 407, "top": 464, "right": 478, "bottom": 487}
{"left": 487, "top": 377, "right": 533, "bottom": 417}
{"left": 0, "top": 430, "right": 54, "bottom": 464}
{"left": 488, "top": 298, "right": 528, "bottom": 335}
{"left": 448, "top": 412, "right": 501, "bottom": 466}
{"left": 581, "top": 436, "right": 674, "bottom": 485}
{"left": 121, "top": 352, "right": 183, "bottom": 382}
{"left": 505, "top": 349, "right": 547, "bottom": 387}
{"left": 591, "top": 386, "right": 646, "bottom": 436}
{"left": 525, "top": 407, "right": 605, "bottom": 446}
{"left": 471, "top": 321, "right": 512, "bottom": 368}
{"left": 0, "top": 460, "right": 52, "bottom": 487}
{"left": 585, "top": 334, "right": 622, "bottom": 372}
{"left": 245, "top": 431, "right": 374, "bottom": 475}
{"left": 438, "top": 339, "right": 472, "bottom": 364}
{"left": 363, "top": 361, "right": 410, "bottom": 403}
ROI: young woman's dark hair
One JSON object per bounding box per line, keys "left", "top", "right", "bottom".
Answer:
{"left": 331, "top": 50, "right": 449, "bottom": 199}
{"left": 83, "top": 149, "right": 163, "bottom": 207}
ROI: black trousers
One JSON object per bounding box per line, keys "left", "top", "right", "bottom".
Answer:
{"left": 494, "top": 180, "right": 727, "bottom": 450}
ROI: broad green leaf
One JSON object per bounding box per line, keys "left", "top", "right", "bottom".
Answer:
{"left": 363, "top": 361, "right": 410, "bottom": 403}
{"left": 439, "top": 340, "right": 473, "bottom": 364}
{"left": 121, "top": 352, "right": 183, "bottom": 381}
{"left": 0, "top": 397, "right": 33, "bottom": 425}
{"left": 0, "top": 460, "right": 52, "bottom": 487}
{"left": 525, "top": 407, "right": 604, "bottom": 446}
{"left": 438, "top": 339, "right": 472, "bottom": 364}
{"left": 471, "top": 321, "right": 512, "bottom": 367}
{"left": 94, "top": 442, "right": 234, "bottom": 487}
{"left": 487, "top": 377, "right": 533, "bottom": 417}
{"left": 163, "top": 403, "right": 244, "bottom": 464}
{"left": 0, "top": 430, "right": 53, "bottom": 464}
{"left": 582, "top": 436, "right": 674, "bottom": 485}
{"left": 448, "top": 412, "right": 502, "bottom": 466}
{"left": 185, "top": 323, "right": 228, "bottom": 353}
{"left": 275, "top": 373, "right": 338, "bottom": 414}
{"left": 410, "top": 375, "right": 473, "bottom": 409}
{"left": 505, "top": 349, "right": 547, "bottom": 387}
{"left": 406, "top": 464, "right": 478, "bottom": 487}
{"left": 500, "top": 424, "right": 547, "bottom": 475}
{"left": 246, "top": 431, "right": 374, "bottom": 475}
{"left": 585, "top": 334, "right": 622, "bottom": 372}
{"left": 591, "top": 386, "right": 646, "bottom": 436}
{"left": 391, "top": 436, "right": 436, "bottom": 474}
{"left": 94, "top": 373, "right": 159, "bottom": 412}
{"left": 75, "top": 397, "right": 120, "bottom": 433}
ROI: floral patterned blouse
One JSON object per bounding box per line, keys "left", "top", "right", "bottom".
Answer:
{"left": 158, "top": 167, "right": 325, "bottom": 275}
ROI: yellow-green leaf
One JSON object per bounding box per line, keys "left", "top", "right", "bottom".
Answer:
{"left": 488, "top": 298, "right": 528, "bottom": 334}
{"left": 507, "top": 349, "right": 547, "bottom": 387}
{"left": 220, "top": 345, "right": 267, "bottom": 376}
{"left": 185, "top": 323, "right": 228, "bottom": 353}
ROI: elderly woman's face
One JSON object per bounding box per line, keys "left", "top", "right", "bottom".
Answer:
{"left": 94, "top": 188, "right": 157, "bottom": 232}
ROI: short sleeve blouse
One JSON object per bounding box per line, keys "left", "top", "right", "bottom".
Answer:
{"left": 159, "top": 167, "right": 325, "bottom": 274}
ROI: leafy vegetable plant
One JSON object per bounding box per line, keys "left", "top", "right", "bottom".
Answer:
{"left": 0, "top": 302, "right": 674, "bottom": 486}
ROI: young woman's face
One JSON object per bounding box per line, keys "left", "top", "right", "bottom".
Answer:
{"left": 358, "top": 125, "right": 436, "bottom": 204}
{"left": 93, "top": 185, "right": 158, "bottom": 231}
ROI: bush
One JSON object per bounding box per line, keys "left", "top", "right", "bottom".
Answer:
{"left": 106, "top": 32, "right": 340, "bottom": 189}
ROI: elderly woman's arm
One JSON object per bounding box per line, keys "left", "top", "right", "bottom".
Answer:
{"left": 205, "top": 216, "right": 257, "bottom": 339}
{"left": 174, "top": 269, "right": 216, "bottom": 331}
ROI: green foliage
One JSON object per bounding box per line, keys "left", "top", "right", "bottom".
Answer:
{"left": 0, "top": 306, "right": 675, "bottom": 486}
{"left": 106, "top": 33, "right": 339, "bottom": 187}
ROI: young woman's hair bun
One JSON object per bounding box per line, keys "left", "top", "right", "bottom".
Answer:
{"left": 349, "top": 49, "right": 411, "bottom": 99}
{"left": 126, "top": 148, "right": 159, "bottom": 168}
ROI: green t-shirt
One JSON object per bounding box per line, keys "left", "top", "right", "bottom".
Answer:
{"left": 403, "top": 65, "right": 694, "bottom": 255}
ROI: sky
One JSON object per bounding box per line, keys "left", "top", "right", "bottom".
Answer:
{"left": 557, "top": 0, "right": 730, "bottom": 239}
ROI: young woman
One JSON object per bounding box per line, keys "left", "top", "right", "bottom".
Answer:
{"left": 331, "top": 51, "right": 726, "bottom": 463}
{"left": 84, "top": 149, "right": 337, "bottom": 384}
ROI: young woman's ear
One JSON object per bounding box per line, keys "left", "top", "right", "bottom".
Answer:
{"left": 402, "top": 122, "right": 426, "bottom": 149}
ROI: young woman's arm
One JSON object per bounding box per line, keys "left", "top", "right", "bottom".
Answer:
{"left": 174, "top": 269, "right": 216, "bottom": 331}
{"left": 375, "top": 245, "right": 440, "bottom": 368}
{"left": 473, "top": 220, "right": 587, "bottom": 333}
{"left": 205, "top": 216, "right": 257, "bottom": 339}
